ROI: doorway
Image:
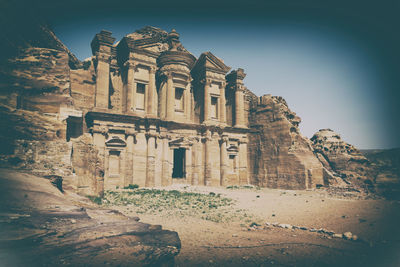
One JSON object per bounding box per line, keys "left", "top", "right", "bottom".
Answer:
{"left": 172, "top": 148, "right": 186, "bottom": 178}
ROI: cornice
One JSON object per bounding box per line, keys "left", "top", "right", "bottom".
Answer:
{"left": 85, "top": 111, "right": 254, "bottom": 134}
{"left": 158, "top": 50, "right": 196, "bottom": 69}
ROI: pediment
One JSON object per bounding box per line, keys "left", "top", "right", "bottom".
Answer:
{"left": 227, "top": 145, "right": 239, "bottom": 152}
{"left": 106, "top": 136, "right": 127, "bottom": 147}
{"left": 169, "top": 137, "right": 193, "bottom": 147}
{"left": 192, "top": 52, "right": 231, "bottom": 74}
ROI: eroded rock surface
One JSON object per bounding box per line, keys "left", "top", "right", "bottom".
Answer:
{"left": 311, "top": 129, "right": 373, "bottom": 190}
{"left": 0, "top": 169, "right": 180, "bottom": 266}
{"left": 248, "top": 95, "right": 328, "bottom": 189}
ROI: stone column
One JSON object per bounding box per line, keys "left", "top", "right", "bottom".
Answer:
{"left": 204, "top": 131, "right": 212, "bottom": 186}
{"left": 191, "top": 91, "right": 195, "bottom": 122}
{"left": 185, "top": 147, "right": 192, "bottom": 183}
{"left": 146, "top": 132, "right": 156, "bottom": 187}
{"left": 124, "top": 60, "right": 136, "bottom": 113}
{"left": 220, "top": 136, "right": 228, "bottom": 186}
{"left": 203, "top": 79, "right": 211, "bottom": 123}
{"left": 184, "top": 79, "right": 191, "bottom": 122}
{"left": 147, "top": 66, "right": 157, "bottom": 117}
{"left": 219, "top": 82, "right": 227, "bottom": 125}
{"left": 119, "top": 149, "right": 126, "bottom": 189}
{"left": 235, "top": 86, "right": 245, "bottom": 127}
{"left": 130, "top": 63, "right": 137, "bottom": 112}
{"left": 92, "top": 130, "right": 106, "bottom": 196}
{"left": 166, "top": 72, "right": 175, "bottom": 121}
{"left": 125, "top": 131, "right": 135, "bottom": 186}
{"left": 161, "top": 136, "right": 170, "bottom": 186}
{"left": 239, "top": 139, "right": 249, "bottom": 185}
{"left": 94, "top": 53, "right": 111, "bottom": 109}
{"left": 91, "top": 30, "right": 115, "bottom": 110}
{"left": 159, "top": 79, "right": 167, "bottom": 119}
{"left": 192, "top": 138, "right": 200, "bottom": 185}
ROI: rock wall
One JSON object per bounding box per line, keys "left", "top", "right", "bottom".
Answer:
{"left": 70, "top": 60, "right": 96, "bottom": 111}
{"left": 70, "top": 134, "right": 104, "bottom": 196}
{"left": 311, "top": 129, "right": 373, "bottom": 189}
{"left": 0, "top": 46, "right": 79, "bottom": 180}
{"left": 0, "top": 47, "right": 73, "bottom": 113}
{"left": 248, "top": 95, "right": 326, "bottom": 189}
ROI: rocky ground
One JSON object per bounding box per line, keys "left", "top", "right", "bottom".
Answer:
{"left": 0, "top": 169, "right": 180, "bottom": 267}
{"left": 104, "top": 184, "right": 400, "bottom": 267}
{"left": 1, "top": 169, "right": 400, "bottom": 266}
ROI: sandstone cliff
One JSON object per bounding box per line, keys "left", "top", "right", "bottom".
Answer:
{"left": 0, "top": 0, "right": 80, "bottom": 67}
{"left": 248, "top": 95, "right": 328, "bottom": 190}
{"left": 311, "top": 129, "right": 373, "bottom": 190}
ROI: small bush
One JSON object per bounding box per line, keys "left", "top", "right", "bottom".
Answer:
{"left": 124, "top": 184, "right": 139, "bottom": 190}
{"left": 249, "top": 222, "right": 260, "bottom": 227}
{"left": 87, "top": 195, "right": 103, "bottom": 205}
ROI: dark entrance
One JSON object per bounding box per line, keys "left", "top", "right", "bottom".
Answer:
{"left": 66, "top": 116, "right": 83, "bottom": 141}
{"left": 172, "top": 148, "right": 186, "bottom": 178}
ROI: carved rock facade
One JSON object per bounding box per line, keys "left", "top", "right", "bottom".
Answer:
{"left": 1, "top": 26, "right": 333, "bottom": 195}
{"left": 71, "top": 27, "right": 252, "bottom": 195}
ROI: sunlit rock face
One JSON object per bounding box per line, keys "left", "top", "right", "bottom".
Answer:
{"left": 248, "top": 95, "right": 326, "bottom": 190}
{"left": 311, "top": 128, "right": 373, "bottom": 188}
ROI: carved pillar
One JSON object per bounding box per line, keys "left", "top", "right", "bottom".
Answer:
{"left": 159, "top": 78, "right": 167, "bottom": 119}
{"left": 219, "top": 82, "right": 226, "bottom": 125}
{"left": 166, "top": 72, "right": 175, "bottom": 120}
{"left": 92, "top": 130, "right": 106, "bottom": 196}
{"left": 124, "top": 60, "right": 136, "bottom": 113}
{"left": 203, "top": 79, "right": 211, "bottom": 123}
{"left": 146, "top": 132, "right": 156, "bottom": 187}
{"left": 235, "top": 86, "right": 245, "bottom": 127}
{"left": 91, "top": 30, "right": 115, "bottom": 110}
{"left": 125, "top": 130, "right": 136, "bottom": 186}
{"left": 220, "top": 136, "right": 228, "bottom": 186}
{"left": 191, "top": 89, "right": 195, "bottom": 122}
{"left": 185, "top": 79, "right": 191, "bottom": 122}
{"left": 94, "top": 53, "right": 111, "bottom": 109}
{"left": 204, "top": 130, "right": 212, "bottom": 186}
{"left": 191, "top": 142, "right": 197, "bottom": 185}
{"left": 161, "top": 136, "right": 170, "bottom": 186}
{"left": 239, "top": 139, "right": 249, "bottom": 185}
{"left": 185, "top": 147, "right": 192, "bottom": 183}
{"left": 147, "top": 66, "right": 157, "bottom": 116}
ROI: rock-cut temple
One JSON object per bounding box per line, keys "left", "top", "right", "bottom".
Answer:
{"left": 37, "top": 26, "right": 329, "bottom": 195}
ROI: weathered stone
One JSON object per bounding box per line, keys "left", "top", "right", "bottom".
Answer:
{"left": 278, "top": 223, "right": 293, "bottom": 229}
{"left": 0, "top": 169, "right": 180, "bottom": 266}
{"left": 311, "top": 129, "right": 373, "bottom": 190}
{"left": 343, "top": 231, "right": 353, "bottom": 240}
{"left": 333, "top": 233, "right": 343, "bottom": 238}
{"left": 248, "top": 95, "right": 325, "bottom": 190}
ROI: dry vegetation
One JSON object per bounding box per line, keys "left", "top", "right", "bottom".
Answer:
{"left": 92, "top": 188, "right": 261, "bottom": 224}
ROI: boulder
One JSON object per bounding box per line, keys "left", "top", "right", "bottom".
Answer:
{"left": 0, "top": 169, "right": 180, "bottom": 266}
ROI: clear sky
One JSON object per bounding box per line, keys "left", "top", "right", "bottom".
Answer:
{"left": 36, "top": 0, "right": 400, "bottom": 149}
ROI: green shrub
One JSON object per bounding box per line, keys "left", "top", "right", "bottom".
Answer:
{"left": 87, "top": 195, "right": 102, "bottom": 205}
{"left": 124, "top": 184, "right": 139, "bottom": 190}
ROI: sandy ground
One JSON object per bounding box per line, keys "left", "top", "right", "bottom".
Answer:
{"left": 110, "top": 185, "right": 400, "bottom": 267}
